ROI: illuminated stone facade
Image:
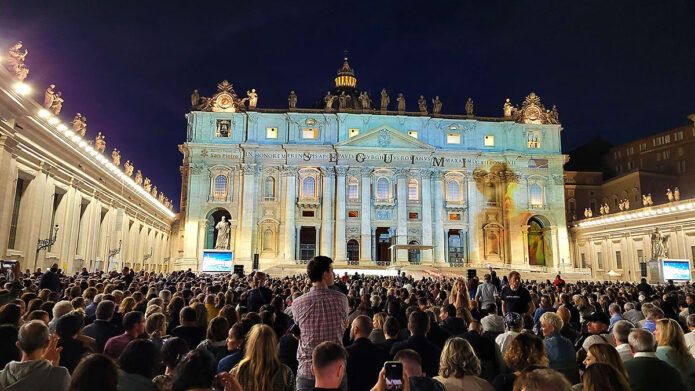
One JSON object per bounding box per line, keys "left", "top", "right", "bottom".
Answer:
{"left": 176, "top": 63, "right": 573, "bottom": 273}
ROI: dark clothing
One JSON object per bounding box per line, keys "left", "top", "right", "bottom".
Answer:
{"left": 500, "top": 286, "right": 532, "bottom": 315}
{"left": 170, "top": 325, "right": 206, "bottom": 349}
{"left": 346, "top": 338, "right": 389, "bottom": 391}
{"left": 563, "top": 303, "right": 581, "bottom": 327}
{"left": 122, "top": 272, "right": 133, "bottom": 287}
{"left": 57, "top": 338, "right": 90, "bottom": 373}
{"left": 440, "top": 317, "right": 467, "bottom": 336}
{"left": 378, "top": 338, "right": 398, "bottom": 355}
{"left": 426, "top": 322, "right": 451, "bottom": 349}
{"left": 390, "top": 335, "right": 442, "bottom": 378}
{"left": 560, "top": 324, "right": 581, "bottom": 344}
{"left": 459, "top": 331, "right": 499, "bottom": 382}
{"left": 492, "top": 365, "right": 544, "bottom": 391}
{"left": 217, "top": 349, "right": 244, "bottom": 373}
{"left": 624, "top": 355, "right": 686, "bottom": 391}
{"left": 38, "top": 271, "right": 61, "bottom": 293}
{"left": 410, "top": 376, "right": 446, "bottom": 391}
{"left": 82, "top": 319, "right": 120, "bottom": 353}
{"left": 246, "top": 286, "right": 273, "bottom": 312}
{"left": 278, "top": 334, "right": 299, "bottom": 374}
{"left": 274, "top": 311, "right": 293, "bottom": 338}
{"left": 636, "top": 281, "right": 654, "bottom": 296}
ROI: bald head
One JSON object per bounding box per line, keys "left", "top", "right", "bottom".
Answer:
{"left": 18, "top": 320, "right": 49, "bottom": 354}
{"left": 351, "top": 315, "right": 373, "bottom": 339}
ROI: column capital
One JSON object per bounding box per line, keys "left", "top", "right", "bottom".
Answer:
{"left": 335, "top": 165, "right": 348, "bottom": 176}
{"left": 394, "top": 167, "right": 407, "bottom": 178}
{"left": 280, "top": 164, "right": 298, "bottom": 177}
{"left": 421, "top": 168, "right": 435, "bottom": 179}
{"left": 322, "top": 166, "right": 336, "bottom": 176}
{"left": 360, "top": 166, "right": 373, "bottom": 176}
{"left": 240, "top": 163, "right": 257, "bottom": 175}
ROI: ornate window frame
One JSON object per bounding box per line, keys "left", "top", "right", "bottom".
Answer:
{"left": 407, "top": 178, "right": 419, "bottom": 201}
{"left": 298, "top": 168, "right": 320, "bottom": 201}
{"left": 527, "top": 130, "right": 541, "bottom": 149}
{"left": 208, "top": 165, "right": 233, "bottom": 202}
{"left": 257, "top": 217, "right": 280, "bottom": 256}
{"left": 376, "top": 177, "right": 391, "bottom": 201}
{"left": 527, "top": 175, "right": 546, "bottom": 209}
{"left": 347, "top": 176, "right": 359, "bottom": 201}
{"left": 446, "top": 178, "right": 463, "bottom": 202}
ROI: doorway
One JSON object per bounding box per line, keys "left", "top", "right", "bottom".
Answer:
{"left": 448, "top": 230, "right": 463, "bottom": 265}
{"left": 347, "top": 239, "right": 359, "bottom": 265}
{"left": 375, "top": 227, "right": 392, "bottom": 265}
{"left": 299, "top": 226, "right": 316, "bottom": 261}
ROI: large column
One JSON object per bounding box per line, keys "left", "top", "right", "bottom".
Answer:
{"left": 334, "top": 166, "right": 348, "bottom": 262}
{"left": 295, "top": 227, "right": 301, "bottom": 260}
{"left": 395, "top": 168, "right": 408, "bottom": 264}
{"left": 320, "top": 167, "right": 334, "bottom": 257}
{"left": 371, "top": 227, "right": 377, "bottom": 262}
{"left": 360, "top": 167, "right": 372, "bottom": 264}
{"left": 283, "top": 166, "right": 297, "bottom": 263}
{"left": 0, "top": 135, "right": 17, "bottom": 258}
{"left": 433, "top": 170, "right": 445, "bottom": 262}
{"left": 238, "top": 163, "right": 257, "bottom": 264}
{"left": 421, "top": 169, "right": 433, "bottom": 263}
{"left": 314, "top": 225, "right": 321, "bottom": 258}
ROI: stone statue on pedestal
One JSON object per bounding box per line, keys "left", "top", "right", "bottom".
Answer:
{"left": 651, "top": 228, "right": 668, "bottom": 259}
{"left": 647, "top": 194, "right": 653, "bottom": 205}
{"left": 432, "top": 96, "right": 442, "bottom": 115}
{"left": 6, "top": 42, "right": 29, "bottom": 81}
{"left": 51, "top": 92, "right": 63, "bottom": 115}
{"left": 72, "top": 113, "right": 86, "bottom": 136}
{"left": 124, "top": 160, "right": 134, "bottom": 177}
{"left": 112, "top": 149, "right": 121, "bottom": 167}
{"left": 215, "top": 216, "right": 231, "bottom": 250}
{"left": 674, "top": 187, "right": 680, "bottom": 201}
{"left": 288, "top": 91, "right": 297, "bottom": 109}
{"left": 134, "top": 170, "right": 143, "bottom": 185}
{"left": 95, "top": 132, "right": 106, "bottom": 153}
{"left": 143, "top": 177, "right": 151, "bottom": 192}
{"left": 417, "top": 95, "right": 427, "bottom": 114}
{"left": 151, "top": 186, "right": 157, "bottom": 198}
{"left": 246, "top": 89, "right": 258, "bottom": 109}
{"left": 503, "top": 99, "right": 517, "bottom": 117}
{"left": 667, "top": 188, "right": 674, "bottom": 202}
{"left": 396, "top": 93, "right": 405, "bottom": 113}
{"left": 642, "top": 194, "right": 648, "bottom": 207}
{"left": 323, "top": 92, "right": 336, "bottom": 112}
{"left": 44, "top": 85, "right": 56, "bottom": 109}
{"left": 380, "top": 89, "right": 389, "bottom": 112}
{"left": 600, "top": 205, "right": 605, "bottom": 215}
{"left": 625, "top": 199, "right": 630, "bottom": 210}
{"left": 358, "top": 92, "right": 371, "bottom": 109}
{"left": 338, "top": 92, "right": 351, "bottom": 110}
{"left": 466, "top": 98, "right": 474, "bottom": 116}
{"left": 191, "top": 90, "right": 199, "bottom": 108}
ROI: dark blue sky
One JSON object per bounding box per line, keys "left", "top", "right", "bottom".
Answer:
{"left": 1, "top": 1, "right": 694, "bottom": 210}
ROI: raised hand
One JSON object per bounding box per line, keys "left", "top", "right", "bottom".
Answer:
{"left": 42, "top": 334, "right": 63, "bottom": 366}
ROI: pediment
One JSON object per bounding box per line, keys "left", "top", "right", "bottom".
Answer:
{"left": 335, "top": 125, "right": 434, "bottom": 151}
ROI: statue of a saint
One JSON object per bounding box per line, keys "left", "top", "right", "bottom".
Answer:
{"left": 215, "top": 216, "right": 231, "bottom": 250}
{"left": 380, "top": 89, "right": 389, "bottom": 112}
{"left": 667, "top": 188, "right": 674, "bottom": 202}
{"left": 642, "top": 194, "right": 648, "bottom": 207}
{"left": 548, "top": 105, "right": 560, "bottom": 124}
{"left": 396, "top": 93, "right": 405, "bottom": 113}
{"left": 151, "top": 186, "right": 157, "bottom": 198}
{"left": 44, "top": 85, "right": 56, "bottom": 109}
{"left": 619, "top": 200, "right": 624, "bottom": 211}
{"left": 625, "top": 199, "right": 630, "bottom": 210}
{"left": 246, "top": 89, "right": 258, "bottom": 109}
{"left": 6, "top": 42, "right": 28, "bottom": 80}
{"left": 599, "top": 205, "right": 605, "bottom": 215}
{"left": 588, "top": 208, "right": 592, "bottom": 217}
{"left": 674, "top": 187, "right": 680, "bottom": 201}
{"left": 288, "top": 91, "right": 297, "bottom": 109}
{"left": 465, "top": 98, "right": 474, "bottom": 116}
{"left": 112, "top": 149, "right": 121, "bottom": 167}
{"left": 191, "top": 90, "right": 199, "bottom": 108}
{"left": 338, "top": 92, "right": 351, "bottom": 110}
{"left": 323, "top": 92, "right": 336, "bottom": 112}
{"left": 158, "top": 193, "right": 165, "bottom": 203}
{"left": 15, "top": 63, "right": 29, "bottom": 82}
{"left": 134, "top": 170, "right": 143, "bottom": 185}
{"left": 143, "top": 177, "right": 151, "bottom": 192}
{"left": 604, "top": 203, "right": 610, "bottom": 214}
{"left": 503, "top": 99, "right": 516, "bottom": 117}
{"left": 124, "top": 160, "right": 134, "bottom": 177}
{"left": 72, "top": 113, "right": 86, "bottom": 136}
{"left": 651, "top": 228, "right": 669, "bottom": 259}
{"left": 95, "top": 132, "right": 106, "bottom": 153}
{"left": 432, "top": 96, "right": 442, "bottom": 115}
{"left": 358, "top": 92, "right": 371, "bottom": 110}
{"left": 51, "top": 92, "right": 64, "bottom": 115}
{"left": 417, "top": 95, "right": 427, "bottom": 114}
{"left": 584, "top": 208, "right": 589, "bottom": 218}
{"left": 647, "top": 193, "right": 653, "bottom": 206}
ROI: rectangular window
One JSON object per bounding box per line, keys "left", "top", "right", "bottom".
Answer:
{"left": 7, "top": 178, "right": 24, "bottom": 249}
{"left": 527, "top": 131, "right": 541, "bottom": 148}
{"left": 266, "top": 127, "right": 278, "bottom": 139}
{"left": 484, "top": 135, "right": 495, "bottom": 146}
{"left": 348, "top": 210, "right": 359, "bottom": 218}
{"left": 408, "top": 131, "right": 418, "bottom": 139}
{"left": 349, "top": 128, "right": 359, "bottom": 138}
{"left": 639, "top": 142, "right": 646, "bottom": 152}
{"left": 446, "top": 133, "right": 460, "bottom": 144}
{"left": 616, "top": 250, "right": 622, "bottom": 269}
{"left": 663, "top": 150, "right": 670, "bottom": 159}
{"left": 216, "top": 119, "right": 231, "bottom": 138}
{"left": 449, "top": 213, "right": 460, "bottom": 221}
{"left": 627, "top": 147, "right": 634, "bottom": 156}
{"left": 640, "top": 262, "right": 648, "bottom": 278}
{"left": 302, "top": 210, "right": 314, "bottom": 217}
{"left": 597, "top": 251, "right": 603, "bottom": 270}
{"left": 302, "top": 128, "right": 318, "bottom": 139}
{"left": 409, "top": 212, "right": 419, "bottom": 220}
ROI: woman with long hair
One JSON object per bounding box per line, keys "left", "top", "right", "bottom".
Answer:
{"left": 434, "top": 337, "right": 493, "bottom": 391}
{"left": 118, "top": 297, "right": 136, "bottom": 315}
{"left": 69, "top": 354, "right": 119, "bottom": 391}
{"left": 583, "top": 343, "right": 628, "bottom": 380}
{"left": 166, "top": 297, "right": 185, "bottom": 333}
{"left": 581, "top": 362, "right": 630, "bottom": 391}
{"left": 654, "top": 318, "right": 695, "bottom": 378}
{"left": 450, "top": 278, "right": 471, "bottom": 310}
{"left": 197, "top": 316, "right": 231, "bottom": 362}
{"left": 231, "top": 324, "right": 294, "bottom": 391}
{"left": 493, "top": 333, "right": 549, "bottom": 391}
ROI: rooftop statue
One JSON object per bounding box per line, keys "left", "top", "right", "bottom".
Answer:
{"left": 151, "top": 186, "right": 158, "bottom": 198}
{"left": 288, "top": 91, "right": 297, "bottom": 109}
{"left": 432, "top": 96, "right": 442, "bottom": 115}
{"left": 418, "top": 95, "right": 427, "bottom": 114}
{"left": 158, "top": 193, "right": 165, "bottom": 203}
{"left": 72, "top": 113, "right": 86, "bottom": 136}
{"left": 134, "top": 170, "right": 143, "bottom": 185}
{"left": 667, "top": 188, "right": 674, "bottom": 202}
{"left": 396, "top": 93, "right": 405, "bottom": 114}
{"left": 95, "top": 132, "right": 106, "bottom": 153}
{"left": 191, "top": 89, "right": 199, "bottom": 108}
{"left": 6, "top": 42, "right": 29, "bottom": 81}
{"left": 246, "top": 89, "right": 258, "bottom": 109}
{"left": 338, "top": 92, "right": 351, "bottom": 110}
{"left": 323, "top": 91, "right": 336, "bottom": 112}
{"left": 675, "top": 187, "right": 680, "bottom": 201}
{"left": 44, "top": 84, "right": 56, "bottom": 109}
{"left": 503, "top": 98, "right": 517, "bottom": 117}
{"left": 465, "top": 98, "right": 474, "bottom": 116}
{"left": 358, "top": 91, "right": 371, "bottom": 110}
{"left": 380, "top": 89, "right": 389, "bottom": 112}
{"left": 51, "top": 92, "right": 64, "bottom": 115}
{"left": 143, "top": 177, "right": 151, "bottom": 192}
{"left": 514, "top": 93, "right": 560, "bottom": 125}
{"left": 112, "top": 149, "right": 121, "bottom": 167}
{"left": 124, "top": 160, "right": 134, "bottom": 177}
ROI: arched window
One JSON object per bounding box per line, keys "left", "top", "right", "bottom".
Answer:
{"left": 348, "top": 177, "right": 359, "bottom": 200}
{"left": 264, "top": 177, "right": 275, "bottom": 198}
{"left": 408, "top": 179, "right": 419, "bottom": 201}
{"left": 302, "top": 177, "right": 315, "bottom": 199}
{"left": 530, "top": 183, "right": 542, "bottom": 206}
{"left": 377, "top": 177, "right": 389, "bottom": 200}
{"left": 213, "top": 175, "right": 227, "bottom": 200}
{"left": 447, "top": 180, "right": 461, "bottom": 202}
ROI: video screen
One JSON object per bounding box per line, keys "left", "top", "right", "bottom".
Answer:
{"left": 202, "top": 251, "right": 233, "bottom": 272}
{"left": 662, "top": 260, "right": 691, "bottom": 281}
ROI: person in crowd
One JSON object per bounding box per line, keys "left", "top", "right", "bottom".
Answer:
{"left": 117, "top": 339, "right": 158, "bottom": 391}
{"left": 495, "top": 312, "right": 522, "bottom": 355}
{"left": 170, "top": 306, "right": 206, "bottom": 349}
{"left": 532, "top": 296, "right": 555, "bottom": 334}
{"left": 170, "top": 349, "right": 217, "bottom": 391}
{"left": 49, "top": 301, "right": 74, "bottom": 333}
{"left": 622, "top": 302, "right": 643, "bottom": 325}
{"left": 578, "top": 311, "right": 614, "bottom": 355}
{"left": 475, "top": 274, "right": 498, "bottom": 311}
{"left": 196, "top": 316, "right": 230, "bottom": 362}
{"left": 379, "top": 315, "right": 400, "bottom": 354}
{"left": 346, "top": 315, "right": 388, "bottom": 391}
{"left": 607, "top": 303, "right": 625, "bottom": 333}
{"left": 203, "top": 295, "right": 219, "bottom": 323}
{"left": 392, "top": 349, "right": 445, "bottom": 391}
{"left": 581, "top": 362, "right": 630, "bottom": 391}
{"left": 0, "top": 320, "right": 70, "bottom": 391}
{"left": 153, "top": 337, "right": 189, "bottom": 391}
{"left": 69, "top": 353, "right": 118, "bottom": 391}
{"left": 539, "top": 312, "right": 574, "bottom": 365}
{"left": 642, "top": 306, "right": 664, "bottom": 333}
{"left": 624, "top": 328, "right": 686, "bottom": 391}
{"left": 433, "top": 337, "right": 493, "bottom": 391}
{"left": 39, "top": 264, "right": 61, "bottom": 293}
{"left": 103, "top": 311, "right": 145, "bottom": 360}
{"left": 610, "top": 320, "right": 633, "bottom": 361}
{"left": 278, "top": 323, "right": 300, "bottom": 374}
{"left": 311, "top": 341, "right": 347, "bottom": 391}
{"left": 654, "top": 317, "right": 695, "bottom": 384}
{"left": 369, "top": 312, "right": 387, "bottom": 344}
{"left": 56, "top": 312, "right": 92, "bottom": 373}
{"left": 425, "top": 309, "right": 451, "bottom": 349}
{"left": 144, "top": 312, "right": 167, "bottom": 352}
{"left": 439, "top": 304, "right": 466, "bottom": 336}
{"left": 458, "top": 320, "right": 500, "bottom": 382}
{"left": 390, "top": 310, "right": 442, "bottom": 377}
{"left": 500, "top": 271, "right": 534, "bottom": 316}
{"left": 0, "top": 324, "right": 20, "bottom": 368}
{"left": 583, "top": 343, "right": 629, "bottom": 380}
{"left": 82, "top": 300, "right": 119, "bottom": 353}
{"left": 217, "top": 321, "right": 246, "bottom": 373}
{"left": 555, "top": 306, "right": 580, "bottom": 343}
{"left": 685, "top": 313, "right": 695, "bottom": 356}
{"left": 166, "top": 297, "right": 185, "bottom": 333}
{"left": 246, "top": 271, "right": 273, "bottom": 313}
{"left": 231, "top": 323, "right": 295, "bottom": 391}
{"left": 511, "top": 368, "right": 571, "bottom": 391}
{"left": 492, "top": 333, "right": 548, "bottom": 391}
{"left": 292, "top": 256, "right": 348, "bottom": 391}
{"left": 481, "top": 303, "right": 504, "bottom": 336}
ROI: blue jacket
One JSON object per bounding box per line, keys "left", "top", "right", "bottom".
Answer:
{"left": 544, "top": 331, "right": 575, "bottom": 363}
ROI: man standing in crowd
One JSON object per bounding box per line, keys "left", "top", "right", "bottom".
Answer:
{"left": 685, "top": 313, "right": 695, "bottom": 356}
{"left": 624, "top": 329, "right": 686, "bottom": 391}
{"left": 0, "top": 320, "right": 70, "bottom": 391}
{"left": 292, "top": 256, "right": 348, "bottom": 391}
{"left": 390, "top": 310, "right": 442, "bottom": 377}
{"left": 245, "top": 271, "right": 272, "bottom": 312}
{"left": 103, "top": 311, "right": 145, "bottom": 359}
{"left": 394, "top": 349, "right": 445, "bottom": 391}
{"left": 311, "top": 341, "right": 347, "bottom": 391}
{"left": 346, "top": 315, "right": 388, "bottom": 391}
{"left": 39, "top": 263, "right": 61, "bottom": 293}
{"left": 475, "top": 274, "right": 498, "bottom": 310}
{"left": 81, "top": 300, "right": 119, "bottom": 353}
{"left": 500, "top": 271, "right": 534, "bottom": 316}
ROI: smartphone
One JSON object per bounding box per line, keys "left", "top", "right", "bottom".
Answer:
{"left": 384, "top": 361, "right": 403, "bottom": 391}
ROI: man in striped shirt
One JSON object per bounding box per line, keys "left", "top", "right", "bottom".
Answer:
{"left": 292, "top": 256, "right": 348, "bottom": 391}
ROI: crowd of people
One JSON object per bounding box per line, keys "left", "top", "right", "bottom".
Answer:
{"left": 0, "top": 257, "right": 693, "bottom": 391}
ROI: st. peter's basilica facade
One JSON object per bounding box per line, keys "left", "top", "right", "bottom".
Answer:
{"left": 175, "top": 60, "right": 571, "bottom": 273}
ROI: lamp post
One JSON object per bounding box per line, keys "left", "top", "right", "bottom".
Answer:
{"left": 36, "top": 225, "right": 59, "bottom": 254}
{"left": 108, "top": 240, "right": 122, "bottom": 271}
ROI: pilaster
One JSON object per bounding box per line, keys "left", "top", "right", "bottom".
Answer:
{"left": 320, "top": 167, "right": 335, "bottom": 257}
{"left": 360, "top": 167, "right": 372, "bottom": 263}
{"left": 334, "top": 166, "right": 347, "bottom": 262}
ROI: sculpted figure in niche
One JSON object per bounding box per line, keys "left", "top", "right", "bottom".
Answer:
{"left": 112, "top": 149, "right": 121, "bottom": 167}
{"left": 95, "top": 132, "right": 106, "bottom": 153}
{"left": 288, "top": 90, "right": 297, "bottom": 109}
{"left": 674, "top": 187, "right": 680, "bottom": 201}
{"left": 191, "top": 89, "right": 199, "bottom": 108}
{"left": 143, "top": 177, "right": 151, "bottom": 192}
{"left": 432, "top": 96, "right": 442, "bottom": 115}
{"left": 124, "top": 160, "right": 134, "bottom": 177}
{"left": 642, "top": 194, "right": 649, "bottom": 207}
{"left": 466, "top": 98, "right": 474, "bottom": 116}
{"left": 44, "top": 84, "right": 56, "bottom": 109}
{"left": 417, "top": 95, "right": 427, "bottom": 114}
{"left": 215, "top": 216, "right": 231, "bottom": 250}
{"left": 134, "top": 170, "right": 143, "bottom": 185}
{"left": 51, "top": 92, "right": 64, "bottom": 115}
{"left": 624, "top": 199, "right": 630, "bottom": 210}
{"left": 380, "top": 88, "right": 389, "bottom": 112}
{"left": 396, "top": 93, "right": 405, "bottom": 113}
{"left": 246, "top": 89, "right": 258, "bottom": 109}
{"left": 323, "top": 91, "right": 336, "bottom": 112}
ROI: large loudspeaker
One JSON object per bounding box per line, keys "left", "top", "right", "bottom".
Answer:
{"left": 233, "top": 265, "right": 244, "bottom": 277}
{"left": 253, "top": 254, "right": 259, "bottom": 270}
{"left": 467, "top": 269, "right": 477, "bottom": 279}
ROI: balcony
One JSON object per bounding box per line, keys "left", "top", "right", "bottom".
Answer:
{"left": 445, "top": 200, "right": 467, "bottom": 212}
{"left": 373, "top": 198, "right": 396, "bottom": 209}
{"left": 297, "top": 196, "right": 321, "bottom": 208}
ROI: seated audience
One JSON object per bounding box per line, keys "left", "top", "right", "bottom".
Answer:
{"left": 512, "top": 368, "right": 571, "bottom": 391}
{"left": 69, "top": 353, "right": 118, "bottom": 391}
{"left": 434, "top": 337, "right": 493, "bottom": 391}
{"left": 492, "top": 333, "right": 548, "bottom": 391}
{"left": 196, "top": 316, "right": 230, "bottom": 362}
{"left": 654, "top": 317, "right": 695, "bottom": 385}
{"left": 346, "top": 315, "right": 388, "bottom": 391}
{"left": 231, "top": 323, "right": 295, "bottom": 391}
{"left": 610, "top": 320, "right": 633, "bottom": 361}
{"left": 170, "top": 306, "right": 206, "bottom": 350}
{"left": 581, "top": 362, "right": 630, "bottom": 391}
{"left": 217, "top": 321, "right": 246, "bottom": 373}
{"left": 623, "top": 328, "right": 686, "bottom": 391}
{"left": 311, "top": 341, "right": 347, "bottom": 391}
{"left": 103, "top": 311, "right": 145, "bottom": 360}
{"left": 117, "top": 339, "right": 158, "bottom": 391}
{"left": 495, "top": 312, "right": 521, "bottom": 354}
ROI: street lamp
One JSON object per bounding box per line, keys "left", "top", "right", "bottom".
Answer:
{"left": 36, "top": 225, "right": 59, "bottom": 254}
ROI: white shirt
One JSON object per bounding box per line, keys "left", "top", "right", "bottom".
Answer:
{"left": 685, "top": 330, "right": 695, "bottom": 357}
{"left": 495, "top": 331, "right": 520, "bottom": 354}
{"left": 615, "top": 343, "right": 633, "bottom": 362}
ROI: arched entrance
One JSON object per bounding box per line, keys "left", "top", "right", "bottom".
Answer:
{"left": 408, "top": 240, "right": 421, "bottom": 264}
{"left": 347, "top": 239, "right": 359, "bottom": 265}
{"left": 375, "top": 227, "right": 392, "bottom": 266}
{"left": 205, "top": 209, "right": 232, "bottom": 249}
{"left": 527, "top": 217, "right": 551, "bottom": 266}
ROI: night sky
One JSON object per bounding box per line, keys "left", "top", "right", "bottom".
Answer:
{"left": 1, "top": 1, "right": 693, "bottom": 210}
